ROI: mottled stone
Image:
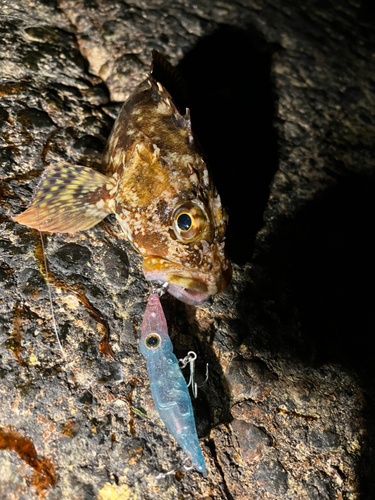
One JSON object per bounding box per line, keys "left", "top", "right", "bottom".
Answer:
{"left": 98, "top": 248, "right": 129, "bottom": 289}
{"left": 53, "top": 243, "right": 92, "bottom": 269}
{"left": 1, "top": 0, "right": 375, "bottom": 498}
{"left": 254, "top": 460, "right": 289, "bottom": 495}
{"left": 308, "top": 428, "right": 341, "bottom": 451}
{"left": 231, "top": 419, "right": 271, "bottom": 462}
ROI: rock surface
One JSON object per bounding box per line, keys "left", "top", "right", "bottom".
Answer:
{"left": 1, "top": 0, "right": 375, "bottom": 498}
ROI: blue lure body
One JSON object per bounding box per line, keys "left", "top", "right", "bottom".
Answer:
{"left": 139, "top": 293, "right": 206, "bottom": 473}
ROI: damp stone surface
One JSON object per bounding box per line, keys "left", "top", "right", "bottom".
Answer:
{"left": 1, "top": 0, "right": 375, "bottom": 498}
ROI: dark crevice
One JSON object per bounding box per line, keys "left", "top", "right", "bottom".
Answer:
{"left": 255, "top": 172, "right": 375, "bottom": 497}
{"left": 258, "top": 174, "right": 375, "bottom": 373}
{"left": 165, "top": 296, "right": 232, "bottom": 437}
{"left": 206, "top": 437, "right": 235, "bottom": 500}
{"left": 176, "top": 25, "right": 279, "bottom": 264}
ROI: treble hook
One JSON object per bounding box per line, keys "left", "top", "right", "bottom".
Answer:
{"left": 178, "top": 351, "right": 209, "bottom": 398}
{"left": 150, "top": 281, "right": 169, "bottom": 297}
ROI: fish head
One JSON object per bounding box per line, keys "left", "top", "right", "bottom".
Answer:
{"left": 115, "top": 139, "right": 231, "bottom": 306}
{"left": 141, "top": 194, "right": 232, "bottom": 306}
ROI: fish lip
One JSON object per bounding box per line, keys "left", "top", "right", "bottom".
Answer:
{"left": 164, "top": 283, "right": 210, "bottom": 306}
{"left": 142, "top": 256, "right": 231, "bottom": 306}
{"left": 143, "top": 268, "right": 210, "bottom": 306}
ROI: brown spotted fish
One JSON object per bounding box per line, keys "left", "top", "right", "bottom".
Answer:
{"left": 13, "top": 51, "right": 232, "bottom": 305}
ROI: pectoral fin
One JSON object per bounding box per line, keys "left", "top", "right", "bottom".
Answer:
{"left": 13, "top": 163, "right": 117, "bottom": 233}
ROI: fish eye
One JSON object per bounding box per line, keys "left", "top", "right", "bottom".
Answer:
{"left": 177, "top": 213, "right": 192, "bottom": 232}
{"left": 172, "top": 202, "right": 210, "bottom": 243}
{"left": 145, "top": 332, "right": 161, "bottom": 350}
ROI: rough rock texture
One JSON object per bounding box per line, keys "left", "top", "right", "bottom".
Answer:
{"left": 1, "top": 0, "right": 375, "bottom": 499}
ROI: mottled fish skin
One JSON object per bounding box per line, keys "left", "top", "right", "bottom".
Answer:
{"left": 13, "top": 52, "right": 231, "bottom": 305}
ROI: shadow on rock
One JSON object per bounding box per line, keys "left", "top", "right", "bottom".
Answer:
{"left": 261, "top": 174, "right": 375, "bottom": 372}
{"left": 257, "top": 173, "right": 375, "bottom": 497}
{"left": 177, "top": 24, "right": 279, "bottom": 265}
{"left": 163, "top": 297, "right": 232, "bottom": 437}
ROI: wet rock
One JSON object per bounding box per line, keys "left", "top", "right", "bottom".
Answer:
{"left": 73, "top": 135, "right": 106, "bottom": 155}
{"left": 225, "top": 358, "right": 277, "bottom": 403}
{"left": 1, "top": 0, "right": 375, "bottom": 498}
{"left": 254, "top": 460, "right": 289, "bottom": 495}
{"left": 99, "top": 247, "right": 129, "bottom": 289}
{"left": 231, "top": 419, "right": 271, "bottom": 462}
{"left": 19, "top": 268, "right": 47, "bottom": 296}
{"left": 52, "top": 243, "right": 92, "bottom": 270}
{"left": 16, "top": 108, "right": 55, "bottom": 129}
{"left": 308, "top": 428, "right": 341, "bottom": 451}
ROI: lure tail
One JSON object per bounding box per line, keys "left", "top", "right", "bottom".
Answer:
{"left": 140, "top": 293, "right": 206, "bottom": 473}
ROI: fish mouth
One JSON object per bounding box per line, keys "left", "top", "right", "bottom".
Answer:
{"left": 163, "top": 284, "right": 209, "bottom": 306}
{"left": 143, "top": 257, "right": 231, "bottom": 306}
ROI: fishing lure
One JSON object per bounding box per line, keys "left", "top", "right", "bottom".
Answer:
{"left": 139, "top": 292, "right": 206, "bottom": 473}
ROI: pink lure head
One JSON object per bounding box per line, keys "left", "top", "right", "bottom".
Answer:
{"left": 139, "top": 293, "right": 172, "bottom": 357}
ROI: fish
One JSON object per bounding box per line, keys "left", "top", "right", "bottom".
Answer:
{"left": 140, "top": 292, "right": 206, "bottom": 473}
{"left": 12, "top": 50, "right": 232, "bottom": 306}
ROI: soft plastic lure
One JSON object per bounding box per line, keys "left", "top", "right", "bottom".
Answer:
{"left": 139, "top": 293, "right": 206, "bottom": 473}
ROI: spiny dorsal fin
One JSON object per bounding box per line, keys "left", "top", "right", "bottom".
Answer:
{"left": 151, "top": 50, "right": 188, "bottom": 114}
{"left": 13, "top": 163, "right": 116, "bottom": 233}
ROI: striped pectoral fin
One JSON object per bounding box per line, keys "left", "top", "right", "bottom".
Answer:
{"left": 12, "top": 162, "right": 117, "bottom": 233}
